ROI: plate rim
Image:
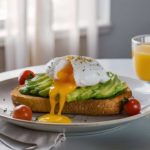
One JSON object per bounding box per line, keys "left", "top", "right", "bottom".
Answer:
{"left": 0, "top": 110, "right": 148, "bottom": 127}
{"left": 0, "top": 74, "right": 150, "bottom": 127}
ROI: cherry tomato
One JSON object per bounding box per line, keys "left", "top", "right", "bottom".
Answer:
{"left": 18, "top": 70, "right": 35, "bottom": 85}
{"left": 12, "top": 105, "right": 32, "bottom": 121}
{"left": 123, "top": 98, "right": 141, "bottom": 116}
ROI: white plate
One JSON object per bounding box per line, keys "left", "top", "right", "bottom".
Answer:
{"left": 0, "top": 72, "right": 150, "bottom": 135}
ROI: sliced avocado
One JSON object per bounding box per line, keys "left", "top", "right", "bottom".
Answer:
{"left": 20, "top": 72, "right": 127, "bottom": 102}
{"left": 26, "top": 74, "right": 49, "bottom": 85}
{"left": 20, "top": 74, "right": 53, "bottom": 97}
{"left": 67, "top": 73, "right": 127, "bottom": 102}
{"left": 93, "top": 74, "right": 119, "bottom": 98}
{"left": 39, "top": 87, "right": 50, "bottom": 97}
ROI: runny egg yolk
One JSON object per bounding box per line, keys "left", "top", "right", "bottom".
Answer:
{"left": 38, "top": 62, "right": 76, "bottom": 123}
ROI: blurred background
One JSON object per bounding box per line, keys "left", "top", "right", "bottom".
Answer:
{"left": 0, "top": 0, "right": 150, "bottom": 72}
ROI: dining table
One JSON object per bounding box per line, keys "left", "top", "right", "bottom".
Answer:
{"left": 0, "top": 58, "right": 150, "bottom": 150}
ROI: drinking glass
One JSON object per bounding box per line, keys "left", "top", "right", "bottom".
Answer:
{"left": 132, "top": 34, "right": 150, "bottom": 81}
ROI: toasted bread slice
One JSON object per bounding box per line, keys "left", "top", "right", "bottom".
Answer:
{"left": 11, "top": 87, "right": 132, "bottom": 116}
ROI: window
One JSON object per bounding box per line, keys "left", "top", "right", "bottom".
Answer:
{"left": 0, "top": 0, "right": 111, "bottom": 45}
{"left": 0, "top": 0, "right": 6, "bottom": 28}
{"left": 53, "top": 0, "right": 111, "bottom": 33}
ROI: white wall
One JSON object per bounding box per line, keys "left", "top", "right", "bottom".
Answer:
{"left": 98, "top": 0, "right": 150, "bottom": 58}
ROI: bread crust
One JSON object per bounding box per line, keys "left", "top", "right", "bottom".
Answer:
{"left": 11, "top": 87, "right": 132, "bottom": 116}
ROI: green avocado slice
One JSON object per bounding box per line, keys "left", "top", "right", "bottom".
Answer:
{"left": 66, "top": 72, "right": 127, "bottom": 102}
{"left": 19, "top": 72, "right": 127, "bottom": 102}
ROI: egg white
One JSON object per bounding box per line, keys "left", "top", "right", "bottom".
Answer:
{"left": 46, "top": 55, "right": 110, "bottom": 87}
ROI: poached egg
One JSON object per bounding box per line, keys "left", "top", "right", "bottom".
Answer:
{"left": 38, "top": 55, "right": 110, "bottom": 123}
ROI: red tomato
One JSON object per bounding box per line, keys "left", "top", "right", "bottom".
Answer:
{"left": 123, "top": 98, "right": 141, "bottom": 116}
{"left": 12, "top": 105, "right": 32, "bottom": 121}
{"left": 18, "top": 70, "right": 35, "bottom": 85}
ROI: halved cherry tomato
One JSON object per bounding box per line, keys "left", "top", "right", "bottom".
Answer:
{"left": 18, "top": 70, "right": 35, "bottom": 85}
{"left": 12, "top": 105, "right": 32, "bottom": 121}
{"left": 123, "top": 98, "right": 141, "bottom": 116}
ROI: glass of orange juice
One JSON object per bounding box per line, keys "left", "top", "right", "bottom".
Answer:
{"left": 132, "top": 35, "right": 150, "bottom": 81}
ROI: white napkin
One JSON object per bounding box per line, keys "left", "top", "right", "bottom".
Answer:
{"left": 0, "top": 120, "right": 66, "bottom": 150}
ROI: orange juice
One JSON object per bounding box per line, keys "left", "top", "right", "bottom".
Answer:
{"left": 133, "top": 44, "right": 150, "bottom": 81}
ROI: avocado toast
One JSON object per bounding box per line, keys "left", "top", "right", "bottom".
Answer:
{"left": 11, "top": 72, "right": 132, "bottom": 115}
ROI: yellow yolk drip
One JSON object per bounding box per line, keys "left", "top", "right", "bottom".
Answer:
{"left": 38, "top": 63, "right": 76, "bottom": 123}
